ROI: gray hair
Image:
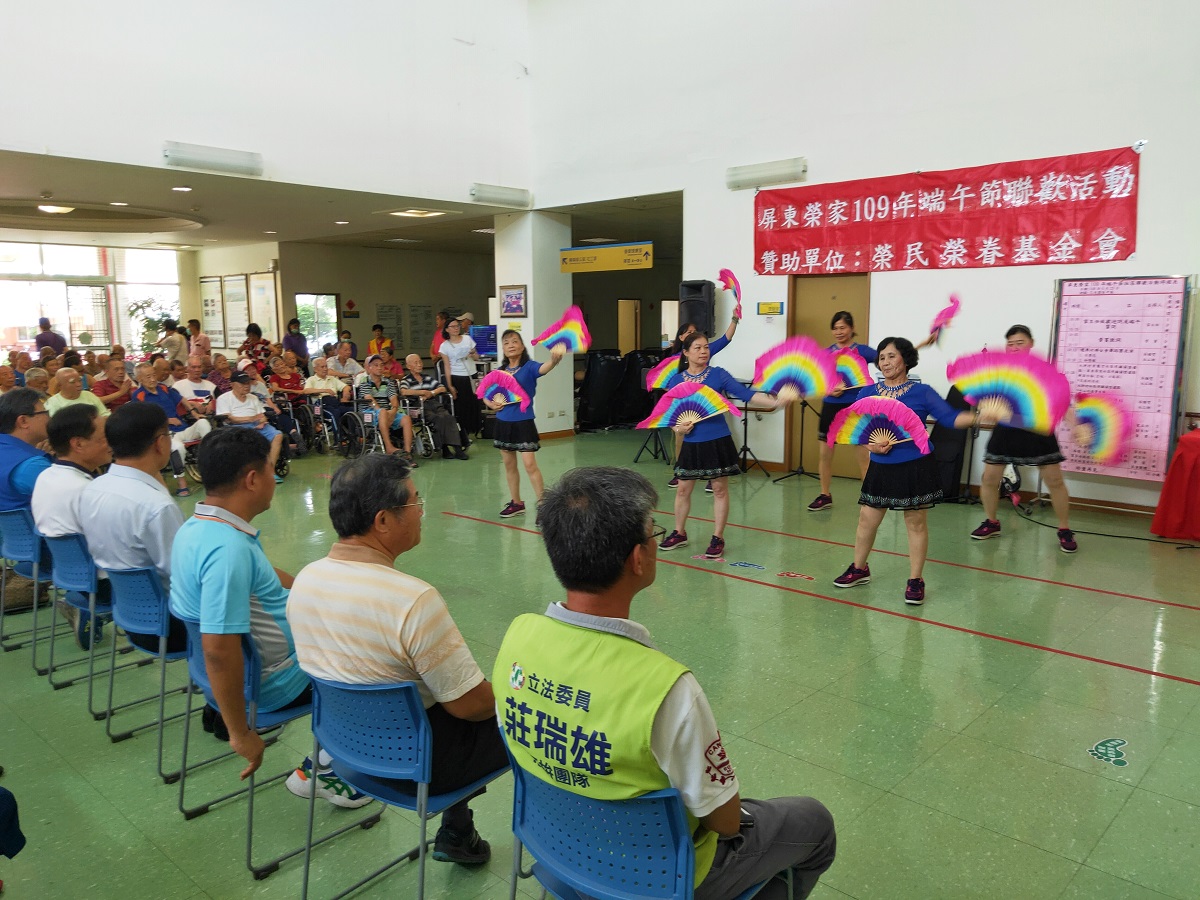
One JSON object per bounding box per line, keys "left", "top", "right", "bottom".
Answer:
{"left": 539, "top": 466, "right": 658, "bottom": 593}
{"left": 24, "top": 366, "right": 48, "bottom": 381}
{"left": 328, "top": 454, "right": 414, "bottom": 539}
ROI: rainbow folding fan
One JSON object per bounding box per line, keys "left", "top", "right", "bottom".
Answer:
{"left": 717, "top": 268, "right": 743, "bottom": 320}
{"left": 475, "top": 370, "right": 531, "bottom": 411}
{"left": 1073, "top": 392, "right": 1134, "bottom": 465}
{"left": 827, "top": 396, "right": 932, "bottom": 454}
{"left": 752, "top": 336, "right": 837, "bottom": 401}
{"left": 945, "top": 351, "right": 1071, "bottom": 433}
{"left": 636, "top": 383, "right": 742, "bottom": 429}
{"left": 832, "top": 348, "right": 872, "bottom": 389}
{"left": 531, "top": 305, "right": 592, "bottom": 353}
{"left": 929, "top": 293, "right": 961, "bottom": 346}
{"left": 645, "top": 354, "right": 681, "bottom": 391}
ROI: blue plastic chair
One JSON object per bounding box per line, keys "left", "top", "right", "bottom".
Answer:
{"left": 506, "top": 757, "right": 790, "bottom": 900}
{"left": 43, "top": 534, "right": 150, "bottom": 705}
{"left": 0, "top": 508, "right": 61, "bottom": 674}
{"left": 299, "top": 678, "right": 510, "bottom": 900}
{"left": 102, "top": 567, "right": 192, "bottom": 780}
{"left": 175, "top": 616, "right": 381, "bottom": 880}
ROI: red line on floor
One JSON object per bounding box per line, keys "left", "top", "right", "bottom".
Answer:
{"left": 444, "top": 512, "right": 1200, "bottom": 688}
{"left": 653, "top": 509, "right": 1199, "bottom": 612}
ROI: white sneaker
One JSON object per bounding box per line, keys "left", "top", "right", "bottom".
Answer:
{"left": 285, "top": 757, "right": 373, "bottom": 808}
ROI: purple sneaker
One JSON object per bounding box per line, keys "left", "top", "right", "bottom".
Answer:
{"left": 1057, "top": 528, "right": 1078, "bottom": 553}
{"left": 499, "top": 501, "right": 526, "bottom": 519}
{"left": 667, "top": 476, "right": 680, "bottom": 489}
{"left": 904, "top": 578, "right": 926, "bottom": 606}
{"left": 970, "top": 519, "right": 1002, "bottom": 540}
{"left": 807, "top": 494, "right": 833, "bottom": 511}
{"left": 704, "top": 480, "right": 714, "bottom": 494}
{"left": 703, "top": 536, "right": 725, "bottom": 559}
{"left": 659, "top": 530, "right": 688, "bottom": 551}
{"left": 833, "top": 563, "right": 871, "bottom": 588}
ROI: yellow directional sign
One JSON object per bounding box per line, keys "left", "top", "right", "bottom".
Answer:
{"left": 560, "top": 242, "right": 653, "bottom": 273}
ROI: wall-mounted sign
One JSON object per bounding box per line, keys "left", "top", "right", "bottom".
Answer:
{"left": 757, "top": 302, "right": 784, "bottom": 316}
{"left": 560, "top": 242, "right": 653, "bottom": 273}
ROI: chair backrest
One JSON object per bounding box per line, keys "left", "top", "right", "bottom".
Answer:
{"left": 105, "top": 567, "right": 170, "bottom": 637}
{"left": 0, "top": 507, "right": 43, "bottom": 564}
{"left": 43, "top": 533, "right": 98, "bottom": 593}
{"left": 309, "top": 678, "right": 432, "bottom": 784}
{"left": 178, "top": 615, "right": 261, "bottom": 706}
{"left": 508, "top": 755, "right": 695, "bottom": 900}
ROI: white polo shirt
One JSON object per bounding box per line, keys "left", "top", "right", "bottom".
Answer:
{"left": 77, "top": 465, "right": 183, "bottom": 587}
{"left": 31, "top": 461, "right": 94, "bottom": 537}
{"left": 215, "top": 391, "right": 264, "bottom": 420}
{"left": 174, "top": 377, "right": 217, "bottom": 407}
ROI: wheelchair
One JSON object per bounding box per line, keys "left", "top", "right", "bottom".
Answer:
{"left": 339, "top": 395, "right": 387, "bottom": 460}
{"left": 287, "top": 394, "right": 339, "bottom": 456}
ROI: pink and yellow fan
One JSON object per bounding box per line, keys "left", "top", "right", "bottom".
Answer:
{"left": 531, "top": 305, "right": 592, "bottom": 353}
{"left": 645, "top": 354, "right": 681, "bottom": 391}
{"left": 827, "top": 396, "right": 932, "bottom": 454}
{"left": 717, "top": 268, "right": 743, "bottom": 320}
{"left": 946, "top": 351, "right": 1071, "bottom": 434}
{"left": 1073, "top": 392, "right": 1134, "bottom": 465}
{"left": 636, "top": 383, "right": 742, "bottom": 430}
{"left": 752, "top": 336, "right": 837, "bottom": 403}
{"left": 832, "top": 348, "right": 872, "bottom": 389}
{"left": 475, "top": 370, "right": 531, "bottom": 411}
{"left": 929, "top": 294, "right": 961, "bottom": 346}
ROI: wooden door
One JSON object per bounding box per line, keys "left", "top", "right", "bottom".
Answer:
{"left": 617, "top": 299, "right": 641, "bottom": 355}
{"left": 786, "top": 274, "right": 871, "bottom": 475}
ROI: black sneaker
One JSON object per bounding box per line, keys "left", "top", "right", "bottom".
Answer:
{"left": 1057, "top": 529, "right": 1078, "bottom": 553}
{"left": 432, "top": 824, "right": 491, "bottom": 866}
{"left": 904, "top": 578, "right": 926, "bottom": 606}
{"left": 704, "top": 480, "right": 714, "bottom": 493}
{"left": 807, "top": 494, "right": 832, "bottom": 511}
{"left": 442, "top": 447, "right": 454, "bottom": 459}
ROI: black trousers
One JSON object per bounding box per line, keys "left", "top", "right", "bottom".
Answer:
{"left": 450, "top": 375, "right": 481, "bottom": 438}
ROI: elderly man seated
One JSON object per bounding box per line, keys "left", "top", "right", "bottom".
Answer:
{"left": 356, "top": 354, "right": 415, "bottom": 462}
{"left": 495, "top": 467, "right": 837, "bottom": 900}
{"left": 400, "top": 354, "right": 466, "bottom": 460}
{"left": 45, "top": 368, "right": 110, "bottom": 418}
{"left": 31, "top": 404, "right": 114, "bottom": 648}
{"left": 286, "top": 453, "right": 504, "bottom": 863}
{"left": 173, "top": 356, "right": 218, "bottom": 418}
{"left": 92, "top": 357, "right": 135, "bottom": 409}
{"left": 21, "top": 367, "right": 50, "bottom": 398}
{"left": 130, "top": 362, "right": 211, "bottom": 497}
{"left": 328, "top": 341, "right": 364, "bottom": 384}
{"left": 303, "top": 357, "right": 352, "bottom": 437}
{"left": 214, "top": 372, "right": 285, "bottom": 484}
{"left": 0, "top": 366, "right": 16, "bottom": 396}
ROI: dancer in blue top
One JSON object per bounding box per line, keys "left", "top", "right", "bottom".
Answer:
{"left": 809, "top": 311, "right": 879, "bottom": 511}
{"left": 658, "top": 332, "right": 791, "bottom": 560}
{"left": 482, "top": 329, "right": 566, "bottom": 522}
{"left": 831, "top": 336, "right": 993, "bottom": 606}
{"left": 666, "top": 314, "right": 740, "bottom": 490}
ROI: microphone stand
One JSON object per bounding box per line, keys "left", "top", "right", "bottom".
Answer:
{"left": 773, "top": 398, "right": 820, "bottom": 484}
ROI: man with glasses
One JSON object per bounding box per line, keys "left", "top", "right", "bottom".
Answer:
{"left": 495, "top": 466, "right": 837, "bottom": 900}
{"left": 286, "top": 454, "right": 504, "bottom": 864}
{"left": 0, "top": 388, "right": 52, "bottom": 512}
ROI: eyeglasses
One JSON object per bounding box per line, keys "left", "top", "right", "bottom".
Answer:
{"left": 28, "top": 410, "right": 49, "bottom": 418}
{"left": 393, "top": 497, "right": 425, "bottom": 520}
{"left": 649, "top": 524, "right": 667, "bottom": 543}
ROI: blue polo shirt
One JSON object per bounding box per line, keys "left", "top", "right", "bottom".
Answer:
{"left": 131, "top": 383, "right": 189, "bottom": 433}
{"left": 169, "top": 503, "right": 308, "bottom": 712}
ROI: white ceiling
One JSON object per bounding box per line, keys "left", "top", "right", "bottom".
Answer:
{"left": 0, "top": 149, "right": 683, "bottom": 258}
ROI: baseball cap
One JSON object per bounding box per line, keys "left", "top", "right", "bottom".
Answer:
{"left": 236, "top": 359, "right": 256, "bottom": 372}
{"left": 457, "top": 311, "right": 475, "bottom": 323}
{"left": 365, "top": 354, "right": 382, "bottom": 366}
{"left": 230, "top": 371, "right": 252, "bottom": 384}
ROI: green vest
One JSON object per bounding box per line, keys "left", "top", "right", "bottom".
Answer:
{"left": 494, "top": 613, "right": 719, "bottom": 885}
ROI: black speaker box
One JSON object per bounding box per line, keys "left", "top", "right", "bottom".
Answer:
{"left": 679, "top": 280, "right": 716, "bottom": 337}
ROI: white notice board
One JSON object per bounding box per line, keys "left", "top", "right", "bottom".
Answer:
{"left": 248, "top": 272, "right": 278, "bottom": 343}
{"left": 222, "top": 275, "right": 249, "bottom": 349}
{"left": 1052, "top": 276, "right": 1189, "bottom": 481}
{"left": 199, "top": 277, "right": 224, "bottom": 345}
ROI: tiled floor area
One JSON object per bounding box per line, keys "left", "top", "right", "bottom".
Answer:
{"left": 2, "top": 430, "right": 1198, "bottom": 899}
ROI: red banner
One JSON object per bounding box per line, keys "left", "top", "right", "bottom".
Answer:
{"left": 753, "top": 147, "right": 1138, "bottom": 276}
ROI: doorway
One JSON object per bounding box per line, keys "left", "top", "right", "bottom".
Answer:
{"left": 786, "top": 274, "right": 871, "bottom": 476}
{"left": 617, "top": 299, "right": 641, "bottom": 355}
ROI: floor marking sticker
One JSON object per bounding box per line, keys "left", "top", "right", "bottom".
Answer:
{"left": 1088, "top": 738, "right": 1129, "bottom": 767}
{"left": 691, "top": 555, "right": 727, "bottom": 562}
{"left": 777, "top": 571, "right": 815, "bottom": 580}
{"left": 728, "top": 561, "right": 766, "bottom": 570}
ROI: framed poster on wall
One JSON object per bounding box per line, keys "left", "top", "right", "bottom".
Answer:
{"left": 248, "top": 272, "right": 279, "bottom": 342}
{"left": 199, "top": 277, "right": 225, "bottom": 346}
{"left": 500, "top": 284, "right": 527, "bottom": 317}
{"left": 222, "top": 275, "right": 249, "bottom": 349}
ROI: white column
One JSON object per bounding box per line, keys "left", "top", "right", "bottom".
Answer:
{"left": 493, "top": 211, "right": 574, "bottom": 434}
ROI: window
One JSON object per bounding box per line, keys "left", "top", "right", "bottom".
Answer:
{"left": 295, "top": 293, "right": 339, "bottom": 356}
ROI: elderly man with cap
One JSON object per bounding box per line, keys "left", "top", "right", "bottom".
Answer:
{"left": 45, "top": 368, "right": 110, "bottom": 418}
{"left": 215, "top": 370, "right": 286, "bottom": 484}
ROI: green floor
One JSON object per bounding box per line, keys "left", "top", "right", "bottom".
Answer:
{"left": 2, "top": 431, "right": 1199, "bottom": 899}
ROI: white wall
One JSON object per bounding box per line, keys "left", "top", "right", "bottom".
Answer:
{"left": 528, "top": 0, "right": 1200, "bottom": 505}
{"left": 277, "top": 242, "right": 494, "bottom": 357}
{"left": 2, "top": 1, "right": 532, "bottom": 202}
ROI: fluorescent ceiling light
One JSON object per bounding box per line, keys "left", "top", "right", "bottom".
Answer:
{"left": 264, "top": 231, "right": 277, "bottom": 234}
{"left": 469, "top": 183, "right": 532, "bottom": 208}
{"left": 172, "top": 186, "right": 192, "bottom": 192}
{"left": 37, "top": 205, "right": 75, "bottom": 214}
{"left": 164, "top": 141, "right": 264, "bottom": 177}
{"left": 109, "top": 201, "right": 129, "bottom": 207}
{"left": 472, "top": 228, "right": 496, "bottom": 234}
{"left": 725, "top": 157, "right": 808, "bottom": 191}
{"left": 389, "top": 209, "right": 446, "bottom": 218}
{"left": 386, "top": 238, "right": 422, "bottom": 243}
{"left": 578, "top": 237, "right": 617, "bottom": 244}
{"left": 334, "top": 221, "right": 350, "bottom": 225}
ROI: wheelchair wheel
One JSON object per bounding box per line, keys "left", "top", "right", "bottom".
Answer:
{"left": 183, "top": 449, "right": 202, "bottom": 484}
{"left": 274, "top": 454, "right": 290, "bottom": 478}
{"left": 293, "top": 404, "right": 316, "bottom": 451}
{"left": 341, "top": 411, "right": 365, "bottom": 459}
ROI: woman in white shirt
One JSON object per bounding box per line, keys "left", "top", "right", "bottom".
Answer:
{"left": 438, "top": 317, "right": 480, "bottom": 444}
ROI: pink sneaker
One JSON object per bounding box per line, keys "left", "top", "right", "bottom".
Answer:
{"left": 659, "top": 530, "right": 688, "bottom": 551}
{"left": 499, "top": 501, "right": 526, "bottom": 519}
{"left": 833, "top": 563, "right": 871, "bottom": 588}
{"left": 970, "top": 519, "right": 1001, "bottom": 540}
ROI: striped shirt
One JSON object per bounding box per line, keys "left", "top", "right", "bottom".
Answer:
{"left": 286, "top": 543, "right": 484, "bottom": 708}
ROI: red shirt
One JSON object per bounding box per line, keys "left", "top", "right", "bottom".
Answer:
{"left": 92, "top": 376, "right": 133, "bottom": 409}
{"left": 269, "top": 371, "right": 305, "bottom": 396}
